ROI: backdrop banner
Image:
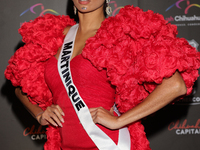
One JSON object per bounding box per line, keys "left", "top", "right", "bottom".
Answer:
{"left": 0, "top": 0, "right": 199, "bottom": 150}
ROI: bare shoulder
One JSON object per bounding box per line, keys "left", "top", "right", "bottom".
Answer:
{"left": 63, "top": 26, "right": 72, "bottom": 36}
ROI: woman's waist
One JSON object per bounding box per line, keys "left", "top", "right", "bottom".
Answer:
{"left": 59, "top": 106, "right": 119, "bottom": 148}
{"left": 53, "top": 89, "right": 115, "bottom": 109}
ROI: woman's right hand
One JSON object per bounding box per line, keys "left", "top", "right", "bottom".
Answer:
{"left": 36, "top": 104, "right": 65, "bottom": 127}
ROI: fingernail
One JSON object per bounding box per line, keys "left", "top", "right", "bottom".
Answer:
{"left": 62, "top": 112, "right": 65, "bottom": 116}
{"left": 61, "top": 118, "right": 65, "bottom": 123}
{"left": 60, "top": 123, "right": 63, "bottom": 127}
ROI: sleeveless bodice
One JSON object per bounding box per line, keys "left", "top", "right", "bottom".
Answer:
{"left": 44, "top": 54, "right": 118, "bottom": 149}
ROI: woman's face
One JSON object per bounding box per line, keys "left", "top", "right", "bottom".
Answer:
{"left": 72, "top": 0, "right": 105, "bottom": 13}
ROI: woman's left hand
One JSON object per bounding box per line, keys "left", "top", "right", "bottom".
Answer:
{"left": 89, "top": 107, "right": 122, "bottom": 130}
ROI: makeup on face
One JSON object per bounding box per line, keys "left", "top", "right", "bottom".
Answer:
{"left": 78, "top": 0, "right": 90, "bottom": 5}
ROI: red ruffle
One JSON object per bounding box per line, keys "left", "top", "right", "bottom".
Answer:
{"left": 44, "top": 126, "right": 61, "bottom": 150}
{"left": 5, "top": 5, "right": 200, "bottom": 150}
{"left": 5, "top": 14, "right": 76, "bottom": 150}
{"left": 82, "top": 5, "right": 200, "bottom": 150}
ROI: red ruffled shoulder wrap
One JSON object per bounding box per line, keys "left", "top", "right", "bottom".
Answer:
{"left": 5, "top": 14, "right": 76, "bottom": 150}
{"left": 5, "top": 5, "right": 200, "bottom": 150}
{"left": 82, "top": 5, "right": 200, "bottom": 150}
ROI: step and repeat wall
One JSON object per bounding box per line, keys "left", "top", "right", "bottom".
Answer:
{"left": 1, "top": 0, "right": 199, "bottom": 149}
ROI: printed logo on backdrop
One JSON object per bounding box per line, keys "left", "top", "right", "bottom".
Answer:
{"left": 165, "top": 0, "right": 200, "bottom": 27}
{"left": 174, "top": 96, "right": 200, "bottom": 105}
{"left": 109, "top": 1, "right": 124, "bottom": 16}
{"left": 23, "top": 125, "right": 46, "bottom": 141}
{"left": 188, "top": 39, "right": 199, "bottom": 50}
{"left": 168, "top": 119, "right": 200, "bottom": 135}
{"left": 20, "top": 3, "right": 59, "bottom": 26}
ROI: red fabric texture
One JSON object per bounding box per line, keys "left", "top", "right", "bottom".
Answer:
{"left": 5, "top": 14, "right": 76, "bottom": 150}
{"left": 44, "top": 56, "right": 118, "bottom": 149}
{"left": 5, "top": 14, "right": 75, "bottom": 109}
{"left": 82, "top": 5, "right": 200, "bottom": 150}
{"left": 4, "top": 5, "right": 200, "bottom": 150}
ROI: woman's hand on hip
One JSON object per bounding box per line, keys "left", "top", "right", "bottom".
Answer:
{"left": 89, "top": 107, "right": 122, "bottom": 130}
{"left": 36, "top": 104, "right": 65, "bottom": 127}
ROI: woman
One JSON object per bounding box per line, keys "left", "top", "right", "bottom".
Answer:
{"left": 5, "top": 0, "right": 200, "bottom": 149}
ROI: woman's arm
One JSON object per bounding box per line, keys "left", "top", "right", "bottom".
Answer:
{"left": 90, "top": 71, "right": 187, "bottom": 129}
{"left": 15, "top": 87, "right": 64, "bottom": 127}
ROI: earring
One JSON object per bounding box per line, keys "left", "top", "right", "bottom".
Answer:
{"left": 106, "top": 0, "right": 112, "bottom": 16}
{"left": 74, "top": 6, "right": 77, "bottom": 15}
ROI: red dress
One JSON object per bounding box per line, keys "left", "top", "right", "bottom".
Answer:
{"left": 44, "top": 55, "right": 119, "bottom": 149}
{"left": 5, "top": 5, "right": 200, "bottom": 150}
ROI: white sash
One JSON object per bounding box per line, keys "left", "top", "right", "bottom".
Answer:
{"left": 57, "top": 24, "right": 131, "bottom": 150}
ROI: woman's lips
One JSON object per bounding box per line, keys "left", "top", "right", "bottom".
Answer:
{"left": 78, "top": 0, "right": 90, "bottom": 5}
